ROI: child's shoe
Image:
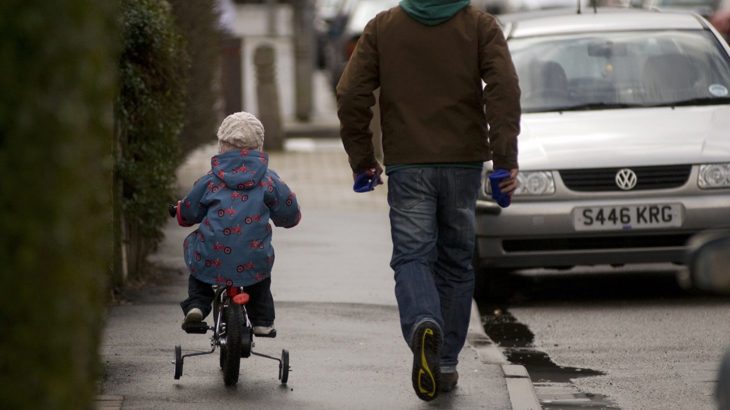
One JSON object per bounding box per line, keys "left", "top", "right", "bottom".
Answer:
{"left": 184, "top": 307, "right": 203, "bottom": 324}
{"left": 253, "top": 325, "right": 277, "bottom": 338}
{"left": 181, "top": 308, "right": 209, "bottom": 334}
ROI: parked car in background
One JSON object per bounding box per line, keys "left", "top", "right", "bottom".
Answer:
{"left": 315, "top": 0, "right": 346, "bottom": 68}
{"left": 322, "top": 0, "right": 399, "bottom": 91}
{"left": 315, "top": 0, "right": 357, "bottom": 69}
{"left": 475, "top": 8, "right": 730, "bottom": 295}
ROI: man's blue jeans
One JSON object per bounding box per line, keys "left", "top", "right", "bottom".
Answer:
{"left": 387, "top": 167, "right": 482, "bottom": 371}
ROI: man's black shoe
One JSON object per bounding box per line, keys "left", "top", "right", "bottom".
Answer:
{"left": 411, "top": 321, "right": 441, "bottom": 401}
{"left": 440, "top": 371, "right": 459, "bottom": 392}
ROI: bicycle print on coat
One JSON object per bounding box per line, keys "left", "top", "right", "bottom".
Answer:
{"left": 176, "top": 149, "right": 300, "bottom": 287}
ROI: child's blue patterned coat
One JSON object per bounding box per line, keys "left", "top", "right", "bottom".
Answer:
{"left": 176, "top": 149, "right": 300, "bottom": 287}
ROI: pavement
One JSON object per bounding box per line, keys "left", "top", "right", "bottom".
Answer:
{"left": 97, "top": 70, "right": 541, "bottom": 410}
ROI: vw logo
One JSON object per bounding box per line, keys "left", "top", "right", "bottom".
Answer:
{"left": 615, "top": 168, "right": 638, "bottom": 190}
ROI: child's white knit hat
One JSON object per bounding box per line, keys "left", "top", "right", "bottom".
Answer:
{"left": 217, "top": 111, "right": 265, "bottom": 150}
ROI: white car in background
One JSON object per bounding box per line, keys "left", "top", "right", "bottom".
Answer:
{"left": 475, "top": 8, "right": 730, "bottom": 294}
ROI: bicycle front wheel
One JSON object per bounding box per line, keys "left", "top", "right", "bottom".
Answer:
{"left": 222, "top": 303, "right": 243, "bottom": 386}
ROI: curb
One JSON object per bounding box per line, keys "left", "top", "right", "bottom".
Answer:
{"left": 468, "top": 301, "right": 542, "bottom": 410}
{"left": 503, "top": 365, "right": 542, "bottom": 410}
{"left": 467, "top": 301, "right": 509, "bottom": 365}
{"left": 94, "top": 395, "right": 123, "bottom": 410}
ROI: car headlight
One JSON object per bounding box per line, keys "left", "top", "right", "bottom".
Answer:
{"left": 485, "top": 170, "right": 555, "bottom": 197}
{"left": 699, "top": 163, "right": 730, "bottom": 189}
{"left": 515, "top": 171, "right": 555, "bottom": 195}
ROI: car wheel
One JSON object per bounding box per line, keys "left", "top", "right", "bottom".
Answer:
{"left": 473, "top": 243, "right": 513, "bottom": 304}
{"left": 474, "top": 266, "right": 513, "bottom": 306}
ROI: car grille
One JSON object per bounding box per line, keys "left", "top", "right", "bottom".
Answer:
{"left": 502, "top": 233, "right": 692, "bottom": 252}
{"left": 559, "top": 165, "right": 692, "bottom": 192}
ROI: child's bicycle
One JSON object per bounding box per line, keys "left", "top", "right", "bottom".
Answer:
{"left": 168, "top": 204, "right": 290, "bottom": 387}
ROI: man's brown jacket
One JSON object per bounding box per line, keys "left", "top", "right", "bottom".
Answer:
{"left": 336, "top": 5, "right": 521, "bottom": 172}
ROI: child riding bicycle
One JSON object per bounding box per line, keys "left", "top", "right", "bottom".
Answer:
{"left": 174, "top": 111, "right": 301, "bottom": 337}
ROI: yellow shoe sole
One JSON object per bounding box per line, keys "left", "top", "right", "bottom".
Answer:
{"left": 411, "top": 322, "right": 441, "bottom": 401}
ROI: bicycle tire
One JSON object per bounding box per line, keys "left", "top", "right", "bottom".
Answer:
{"left": 222, "top": 303, "right": 243, "bottom": 386}
{"left": 174, "top": 345, "right": 183, "bottom": 380}
{"left": 279, "top": 349, "right": 289, "bottom": 385}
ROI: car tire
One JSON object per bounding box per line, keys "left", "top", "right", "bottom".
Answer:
{"left": 474, "top": 266, "right": 513, "bottom": 306}
{"left": 473, "top": 244, "right": 513, "bottom": 305}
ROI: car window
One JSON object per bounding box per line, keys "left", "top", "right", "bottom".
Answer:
{"left": 509, "top": 30, "right": 730, "bottom": 112}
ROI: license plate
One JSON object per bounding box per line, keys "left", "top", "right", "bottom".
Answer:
{"left": 573, "top": 204, "right": 683, "bottom": 231}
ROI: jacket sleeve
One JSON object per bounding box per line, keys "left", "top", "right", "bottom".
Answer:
{"left": 336, "top": 17, "right": 380, "bottom": 173}
{"left": 176, "top": 175, "right": 210, "bottom": 227}
{"left": 264, "top": 170, "right": 301, "bottom": 228}
{"left": 478, "top": 14, "right": 521, "bottom": 170}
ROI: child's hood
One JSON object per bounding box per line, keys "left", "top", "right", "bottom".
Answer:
{"left": 211, "top": 149, "right": 269, "bottom": 190}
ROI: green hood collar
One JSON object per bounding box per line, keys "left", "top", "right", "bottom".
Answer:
{"left": 399, "top": 0, "right": 470, "bottom": 26}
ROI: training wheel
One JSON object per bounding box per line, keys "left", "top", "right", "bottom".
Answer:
{"left": 174, "top": 345, "right": 183, "bottom": 380}
{"left": 279, "top": 349, "right": 289, "bottom": 385}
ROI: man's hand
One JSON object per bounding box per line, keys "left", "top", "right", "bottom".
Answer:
{"left": 499, "top": 168, "right": 519, "bottom": 196}
{"left": 352, "top": 163, "right": 384, "bottom": 184}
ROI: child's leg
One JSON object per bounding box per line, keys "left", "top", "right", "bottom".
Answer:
{"left": 180, "top": 275, "right": 214, "bottom": 318}
{"left": 245, "top": 277, "right": 275, "bottom": 327}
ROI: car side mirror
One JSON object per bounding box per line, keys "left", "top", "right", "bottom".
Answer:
{"left": 686, "top": 230, "right": 730, "bottom": 294}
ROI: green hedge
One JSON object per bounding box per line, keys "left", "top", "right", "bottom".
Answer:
{"left": 116, "top": 0, "right": 188, "bottom": 277}
{"left": 0, "top": 1, "right": 116, "bottom": 409}
{"left": 169, "top": 0, "right": 223, "bottom": 156}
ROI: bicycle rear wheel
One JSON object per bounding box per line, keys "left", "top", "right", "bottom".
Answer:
{"left": 215, "top": 301, "right": 225, "bottom": 370}
{"left": 222, "top": 304, "right": 243, "bottom": 386}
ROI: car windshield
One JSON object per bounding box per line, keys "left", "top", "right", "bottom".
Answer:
{"left": 509, "top": 30, "right": 730, "bottom": 113}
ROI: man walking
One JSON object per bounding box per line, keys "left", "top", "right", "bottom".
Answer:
{"left": 336, "top": 0, "right": 521, "bottom": 401}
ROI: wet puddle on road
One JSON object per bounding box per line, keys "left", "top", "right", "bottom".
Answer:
{"left": 482, "top": 309, "right": 620, "bottom": 409}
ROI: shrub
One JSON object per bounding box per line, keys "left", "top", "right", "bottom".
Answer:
{"left": 0, "top": 1, "right": 117, "bottom": 408}
{"left": 116, "top": 0, "right": 188, "bottom": 277}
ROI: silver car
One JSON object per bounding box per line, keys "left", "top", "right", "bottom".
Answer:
{"left": 475, "top": 8, "right": 730, "bottom": 285}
